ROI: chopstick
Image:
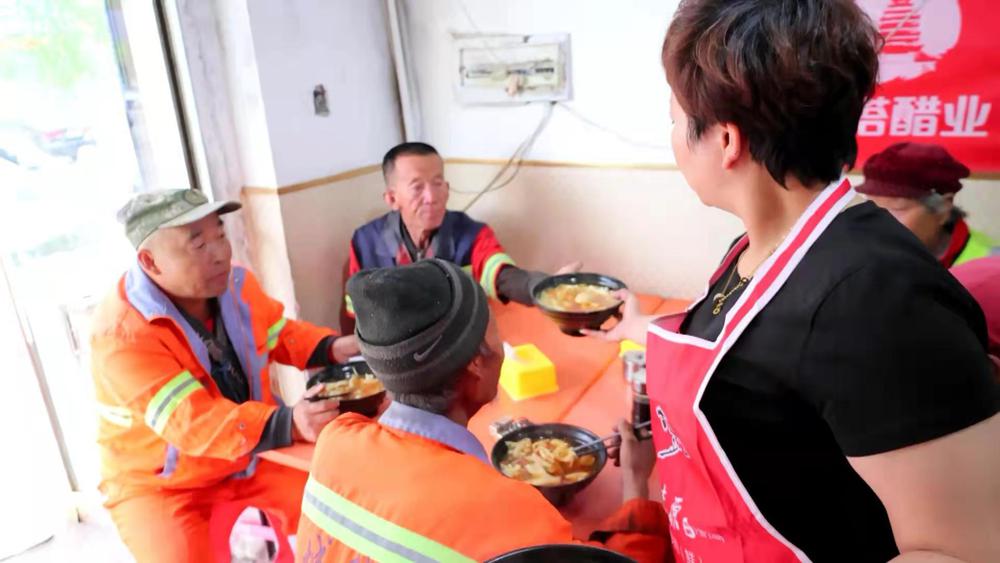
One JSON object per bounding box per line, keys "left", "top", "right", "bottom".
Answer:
{"left": 573, "top": 421, "right": 652, "bottom": 454}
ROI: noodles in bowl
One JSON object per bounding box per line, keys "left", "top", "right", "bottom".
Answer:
{"left": 499, "top": 437, "right": 597, "bottom": 486}
{"left": 490, "top": 423, "right": 608, "bottom": 506}
{"left": 536, "top": 283, "right": 621, "bottom": 313}
{"left": 531, "top": 273, "right": 627, "bottom": 336}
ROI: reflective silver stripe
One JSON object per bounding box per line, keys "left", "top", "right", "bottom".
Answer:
{"left": 145, "top": 372, "right": 203, "bottom": 434}
{"left": 96, "top": 403, "right": 133, "bottom": 427}
{"left": 301, "top": 476, "right": 474, "bottom": 562}
{"left": 302, "top": 490, "right": 437, "bottom": 563}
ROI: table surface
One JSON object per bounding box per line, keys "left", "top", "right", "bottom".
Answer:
{"left": 261, "top": 296, "right": 690, "bottom": 535}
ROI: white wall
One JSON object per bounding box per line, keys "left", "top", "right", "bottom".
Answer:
{"left": 177, "top": 0, "right": 404, "bottom": 326}
{"left": 247, "top": 0, "right": 403, "bottom": 186}
{"left": 180, "top": 0, "right": 999, "bottom": 334}
{"left": 447, "top": 163, "right": 744, "bottom": 298}
{"left": 280, "top": 172, "right": 389, "bottom": 329}
{"left": 402, "top": 0, "right": 679, "bottom": 164}
{"left": 397, "top": 0, "right": 999, "bottom": 303}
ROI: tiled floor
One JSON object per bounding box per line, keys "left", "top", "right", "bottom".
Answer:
{"left": 4, "top": 505, "right": 274, "bottom": 563}
{"left": 4, "top": 507, "right": 133, "bottom": 563}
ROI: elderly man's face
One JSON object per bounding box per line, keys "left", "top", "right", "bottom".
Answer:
{"left": 867, "top": 195, "right": 952, "bottom": 250}
{"left": 384, "top": 154, "right": 449, "bottom": 237}
{"left": 138, "top": 213, "right": 233, "bottom": 299}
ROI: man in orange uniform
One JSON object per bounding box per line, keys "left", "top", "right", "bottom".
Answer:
{"left": 298, "top": 259, "right": 669, "bottom": 562}
{"left": 91, "top": 189, "right": 358, "bottom": 562}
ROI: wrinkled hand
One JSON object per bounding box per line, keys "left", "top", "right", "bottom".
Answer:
{"left": 609, "top": 419, "right": 656, "bottom": 500}
{"left": 329, "top": 335, "right": 360, "bottom": 364}
{"left": 581, "top": 289, "right": 648, "bottom": 345}
{"left": 555, "top": 261, "right": 583, "bottom": 275}
{"left": 292, "top": 384, "right": 340, "bottom": 443}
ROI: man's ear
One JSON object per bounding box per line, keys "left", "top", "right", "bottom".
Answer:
{"left": 463, "top": 356, "right": 486, "bottom": 385}
{"left": 137, "top": 247, "right": 160, "bottom": 275}
{"left": 384, "top": 189, "right": 398, "bottom": 210}
{"left": 454, "top": 365, "right": 482, "bottom": 401}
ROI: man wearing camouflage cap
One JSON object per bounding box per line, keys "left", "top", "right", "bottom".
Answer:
{"left": 90, "top": 189, "right": 358, "bottom": 562}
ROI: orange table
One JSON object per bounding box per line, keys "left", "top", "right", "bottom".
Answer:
{"left": 467, "top": 294, "right": 665, "bottom": 446}
{"left": 260, "top": 296, "right": 691, "bottom": 533}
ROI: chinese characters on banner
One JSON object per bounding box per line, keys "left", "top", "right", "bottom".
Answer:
{"left": 855, "top": 0, "right": 997, "bottom": 171}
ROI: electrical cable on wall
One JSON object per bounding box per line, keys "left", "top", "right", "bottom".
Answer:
{"left": 452, "top": 0, "right": 679, "bottom": 212}
{"left": 555, "top": 102, "right": 670, "bottom": 151}
{"left": 455, "top": 101, "right": 555, "bottom": 211}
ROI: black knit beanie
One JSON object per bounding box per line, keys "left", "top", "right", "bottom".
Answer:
{"left": 347, "top": 259, "right": 489, "bottom": 394}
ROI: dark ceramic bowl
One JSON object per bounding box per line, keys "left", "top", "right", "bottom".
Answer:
{"left": 305, "top": 360, "right": 385, "bottom": 417}
{"left": 491, "top": 423, "right": 607, "bottom": 507}
{"left": 532, "top": 273, "right": 627, "bottom": 337}
{"left": 485, "top": 544, "right": 635, "bottom": 563}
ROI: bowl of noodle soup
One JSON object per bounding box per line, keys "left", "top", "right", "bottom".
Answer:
{"left": 532, "top": 273, "right": 627, "bottom": 336}
{"left": 491, "top": 423, "right": 608, "bottom": 507}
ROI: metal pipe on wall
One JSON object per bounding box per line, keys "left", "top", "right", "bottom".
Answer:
{"left": 386, "top": 0, "right": 422, "bottom": 141}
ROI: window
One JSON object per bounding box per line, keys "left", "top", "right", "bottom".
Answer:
{"left": 0, "top": 0, "right": 195, "bottom": 498}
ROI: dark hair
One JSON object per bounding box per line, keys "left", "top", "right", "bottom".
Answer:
{"left": 382, "top": 142, "right": 440, "bottom": 182}
{"left": 663, "top": 0, "right": 882, "bottom": 188}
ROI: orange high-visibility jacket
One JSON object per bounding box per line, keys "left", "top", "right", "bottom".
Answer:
{"left": 297, "top": 414, "right": 670, "bottom": 563}
{"left": 90, "top": 264, "right": 334, "bottom": 506}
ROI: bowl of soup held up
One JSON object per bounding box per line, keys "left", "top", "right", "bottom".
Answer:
{"left": 532, "top": 273, "right": 627, "bottom": 336}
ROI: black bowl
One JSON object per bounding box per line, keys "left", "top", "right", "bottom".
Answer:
{"left": 532, "top": 273, "right": 627, "bottom": 337}
{"left": 491, "top": 423, "right": 607, "bottom": 507}
{"left": 305, "top": 360, "right": 386, "bottom": 417}
{"left": 486, "top": 544, "right": 635, "bottom": 563}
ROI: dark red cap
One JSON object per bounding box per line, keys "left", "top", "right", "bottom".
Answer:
{"left": 857, "top": 142, "right": 970, "bottom": 199}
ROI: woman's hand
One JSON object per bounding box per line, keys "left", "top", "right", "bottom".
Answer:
{"left": 581, "top": 290, "right": 653, "bottom": 346}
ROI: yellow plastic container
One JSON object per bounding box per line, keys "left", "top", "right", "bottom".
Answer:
{"left": 499, "top": 344, "right": 558, "bottom": 401}
{"left": 619, "top": 339, "right": 646, "bottom": 357}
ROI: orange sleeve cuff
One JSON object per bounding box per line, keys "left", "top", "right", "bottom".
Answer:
{"left": 592, "top": 498, "right": 670, "bottom": 538}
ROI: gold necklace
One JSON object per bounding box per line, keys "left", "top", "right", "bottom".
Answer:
{"left": 712, "top": 263, "right": 749, "bottom": 316}
{"left": 711, "top": 231, "right": 790, "bottom": 316}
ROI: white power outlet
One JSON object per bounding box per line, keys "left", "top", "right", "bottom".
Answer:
{"left": 453, "top": 33, "right": 571, "bottom": 105}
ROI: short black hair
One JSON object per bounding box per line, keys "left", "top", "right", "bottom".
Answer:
{"left": 663, "top": 0, "right": 881, "bottom": 188}
{"left": 382, "top": 142, "right": 440, "bottom": 182}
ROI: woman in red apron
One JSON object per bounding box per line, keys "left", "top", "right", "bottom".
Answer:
{"left": 589, "top": 1, "right": 1000, "bottom": 561}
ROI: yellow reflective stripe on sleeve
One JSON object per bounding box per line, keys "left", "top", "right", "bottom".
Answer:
{"left": 479, "top": 252, "right": 515, "bottom": 299}
{"left": 266, "top": 317, "right": 288, "bottom": 351}
{"left": 97, "top": 403, "right": 133, "bottom": 428}
{"left": 345, "top": 294, "right": 355, "bottom": 315}
{"left": 144, "top": 371, "right": 204, "bottom": 435}
{"left": 461, "top": 265, "right": 473, "bottom": 276}
{"left": 302, "top": 476, "right": 474, "bottom": 563}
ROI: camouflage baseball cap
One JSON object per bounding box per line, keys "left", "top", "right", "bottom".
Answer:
{"left": 117, "top": 189, "right": 241, "bottom": 248}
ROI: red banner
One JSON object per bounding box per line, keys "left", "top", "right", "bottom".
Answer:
{"left": 856, "top": 0, "right": 999, "bottom": 172}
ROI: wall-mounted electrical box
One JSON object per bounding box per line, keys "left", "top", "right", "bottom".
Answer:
{"left": 453, "top": 33, "right": 571, "bottom": 105}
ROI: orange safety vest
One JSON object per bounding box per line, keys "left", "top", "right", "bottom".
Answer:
{"left": 297, "top": 413, "right": 670, "bottom": 563}
{"left": 91, "top": 264, "right": 334, "bottom": 506}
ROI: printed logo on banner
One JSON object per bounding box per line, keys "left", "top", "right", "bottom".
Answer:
{"left": 858, "top": 0, "right": 961, "bottom": 82}
{"left": 854, "top": 0, "right": 997, "bottom": 171}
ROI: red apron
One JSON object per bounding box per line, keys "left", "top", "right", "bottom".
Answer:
{"left": 646, "top": 179, "right": 855, "bottom": 563}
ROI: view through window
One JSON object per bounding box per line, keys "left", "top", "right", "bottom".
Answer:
{"left": 0, "top": 0, "right": 194, "bottom": 540}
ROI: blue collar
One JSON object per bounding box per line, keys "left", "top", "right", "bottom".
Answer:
{"left": 378, "top": 401, "right": 490, "bottom": 465}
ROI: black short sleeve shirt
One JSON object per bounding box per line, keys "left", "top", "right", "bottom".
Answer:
{"left": 678, "top": 201, "right": 1000, "bottom": 562}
